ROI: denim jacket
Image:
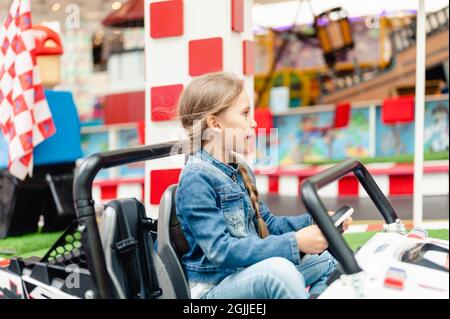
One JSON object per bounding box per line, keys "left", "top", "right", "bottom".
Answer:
{"left": 175, "top": 149, "right": 314, "bottom": 284}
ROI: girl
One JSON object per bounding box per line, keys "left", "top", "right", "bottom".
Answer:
{"left": 175, "top": 72, "right": 351, "bottom": 299}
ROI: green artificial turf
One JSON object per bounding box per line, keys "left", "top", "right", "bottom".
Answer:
{"left": 0, "top": 231, "right": 62, "bottom": 259}
{"left": 302, "top": 151, "right": 448, "bottom": 166}
{"left": 343, "top": 229, "right": 449, "bottom": 251}
{"left": 0, "top": 229, "right": 448, "bottom": 260}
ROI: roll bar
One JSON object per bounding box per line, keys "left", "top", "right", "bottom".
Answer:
{"left": 73, "top": 141, "right": 181, "bottom": 298}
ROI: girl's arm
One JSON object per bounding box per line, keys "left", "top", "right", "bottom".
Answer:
{"left": 258, "top": 200, "right": 313, "bottom": 235}
{"left": 177, "top": 167, "right": 302, "bottom": 268}
{"left": 245, "top": 165, "right": 313, "bottom": 235}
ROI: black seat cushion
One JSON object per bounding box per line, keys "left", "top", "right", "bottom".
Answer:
{"left": 169, "top": 193, "right": 189, "bottom": 260}
{"left": 106, "top": 198, "right": 161, "bottom": 298}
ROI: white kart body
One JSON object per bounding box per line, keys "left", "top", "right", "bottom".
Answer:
{"left": 319, "top": 231, "right": 449, "bottom": 299}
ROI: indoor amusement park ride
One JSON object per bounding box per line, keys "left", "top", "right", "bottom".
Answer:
{"left": 0, "top": 0, "right": 448, "bottom": 300}
{"left": 320, "top": 5, "right": 449, "bottom": 104}
{"left": 0, "top": 142, "right": 448, "bottom": 299}
{"left": 255, "top": 4, "right": 449, "bottom": 107}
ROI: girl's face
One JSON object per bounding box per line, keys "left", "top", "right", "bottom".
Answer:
{"left": 214, "top": 90, "right": 257, "bottom": 156}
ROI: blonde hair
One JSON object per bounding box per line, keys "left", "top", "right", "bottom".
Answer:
{"left": 178, "top": 72, "right": 269, "bottom": 238}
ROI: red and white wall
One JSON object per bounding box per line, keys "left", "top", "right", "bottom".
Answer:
{"left": 91, "top": 160, "right": 449, "bottom": 204}
{"left": 143, "top": 0, "right": 254, "bottom": 218}
{"left": 88, "top": 1, "right": 449, "bottom": 210}
{"left": 254, "top": 161, "right": 449, "bottom": 197}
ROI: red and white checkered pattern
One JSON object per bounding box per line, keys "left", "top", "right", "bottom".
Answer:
{"left": 92, "top": 161, "right": 448, "bottom": 203}
{"left": 0, "top": 0, "right": 55, "bottom": 180}
{"left": 144, "top": 0, "right": 254, "bottom": 218}
{"left": 346, "top": 220, "right": 449, "bottom": 233}
{"left": 93, "top": 178, "right": 145, "bottom": 203}
{"left": 254, "top": 161, "right": 449, "bottom": 197}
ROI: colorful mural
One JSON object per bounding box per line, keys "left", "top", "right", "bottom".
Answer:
{"left": 424, "top": 100, "right": 449, "bottom": 153}
{"left": 375, "top": 100, "right": 449, "bottom": 157}
{"left": 80, "top": 128, "right": 145, "bottom": 179}
{"left": 272, "top": 108, "right": 370, "bottom": 165}
{"left": 0, "top": 135, "right": 7, "bottom": 169}
{"left": 117, "top": 129, "right": 145, "bottom": 177}
{"left": 80, "top": 131, "right": 110, "bottom": 179}
{"left": 266, "top": 99, "right": 448, "bottom": 166}
{"left": 3, "top": 99, "right": 446, "bottom": 174}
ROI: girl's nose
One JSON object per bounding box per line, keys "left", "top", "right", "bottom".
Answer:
{"left": 250, "top": 118, "right": 257, "bottom": 129}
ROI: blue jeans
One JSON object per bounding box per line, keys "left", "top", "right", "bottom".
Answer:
{"left": 299, "top": 251, "right": 337, "bottom": 296}
{"left": 202, "top": 252, "right": 337, "bottom": 299}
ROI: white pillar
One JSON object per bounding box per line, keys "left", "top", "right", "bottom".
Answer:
{"left": 413, "top": 0, "right": 426, "bottom": 227}
{"left": 144, "top": 0, "right": 254, "bottom": 218}
{"left": 368, "top": 104, "right": 377, "bottom": 158}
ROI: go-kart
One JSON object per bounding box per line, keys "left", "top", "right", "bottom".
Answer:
{"left": 301, "top": 160, "right": 449, "bottom": 298}
{"left": 0, "top": 142, "right": 448, "bottom": 299}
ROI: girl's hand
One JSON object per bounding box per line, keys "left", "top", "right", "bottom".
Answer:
{"left": 295, "top": 225, "right": 328, "bottom": 255}
{"left": 297, "top": 210, "right": 354, "bottom": 255}
{"left": 342, "top": 216, "right": 353, "bottom": 232}
{"left": 328, "top": 211, "right": 353, "bottom": 232}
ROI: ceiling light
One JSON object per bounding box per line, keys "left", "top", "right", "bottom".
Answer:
{"left": 51, "top": 3, "right": 61, "bottom": 12}
{"left": 112, "top": 1, "right": 122, "bottom": 11}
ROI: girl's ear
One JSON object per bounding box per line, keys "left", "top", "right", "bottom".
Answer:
{"left": 206, "top": 115, "right": 223, "bottom": 133}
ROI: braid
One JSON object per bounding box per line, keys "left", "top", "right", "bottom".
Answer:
{"left": 238, "top": 164, "right": 270, "bottom": 238}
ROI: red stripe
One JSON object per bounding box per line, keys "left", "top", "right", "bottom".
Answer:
{"left": 338, "top": 175, "right": 359, "bottom": 196}
{"left": 298, "top": 176, "right": 307, "bottom": 196}
{"left": 254, "top": 167, "right": 318, "bottom": 177}
{"left": 366, "top": 222, "right": 413, "bottom": 231}
{"left": 254, "top": 108, "right": 273, "bottom": 135}
{"left": 334, "top": 102, "right": 351, "bottom": 128}
{"left": 150, "top": 0, "right": 184, "bottom": 39}
{"left": 103, "top": 91, "right": 145, "bottom": 124}
{"left": 424, "top": 166, "right": 450, "bottom": 173}
{"left": 268, "top": 175, "right": 279, "bottom": 194}
{"left": 231, "top": 0, "right": 244, "bottom": 32}
{"left": 366, "top": 223, "right": 413, "bottom": 231}
{"left": 94, "top": 178, "right": 144, "bottom": 187}
{"left": 101, "top": 185, "right": 117, "bottom": 200}
{"left": 91, "top": 165, "right": 448, "bottom": 187}
{"left": 189, "top": 37, "right": 223, "bottom": 76}
{"left": 243, "top": 40, "right": 254, "bottom": 75}
{"left": 382, "top": 96, "right": 414, "bottom": 124}
{"left": 254, "top": 164, "right": 448, "bottom": 177}
{"left": 0, "top": 259, "right": 10, "bottom": 268}
{"left": 384, "top": 277, "right": 404, "bottom": 289}
{"left": 137, "top": 120, "right": 145, "bottom": 144}
{"left": 151, "top": 84, "right": 184, "bottom": 121}
{"left": 367, "top": 224, "right": 384, "bottom": 231}
{"left": 150, "top": 168, "right": 182, "bottom": 205}
{"left": 389, "top": 175, "right": 414, "bottom": 195}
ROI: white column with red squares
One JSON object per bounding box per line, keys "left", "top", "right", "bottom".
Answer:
{"left": 144, "top": 0, "right": 254, "bottom": 218}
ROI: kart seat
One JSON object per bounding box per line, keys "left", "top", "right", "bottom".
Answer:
{"left": 99, "top": 198, "right": 178, "bottom": 299}
{"left": 157, "top": 184, "right": 191, "bottom": 299}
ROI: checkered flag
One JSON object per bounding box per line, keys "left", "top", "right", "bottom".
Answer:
{"left": 0, "top": 0, "right": 56, "bottom": 180}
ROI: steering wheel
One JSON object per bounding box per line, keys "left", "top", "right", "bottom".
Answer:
{"left": 301, "top": 159, "right": 399, "bottom": 275}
